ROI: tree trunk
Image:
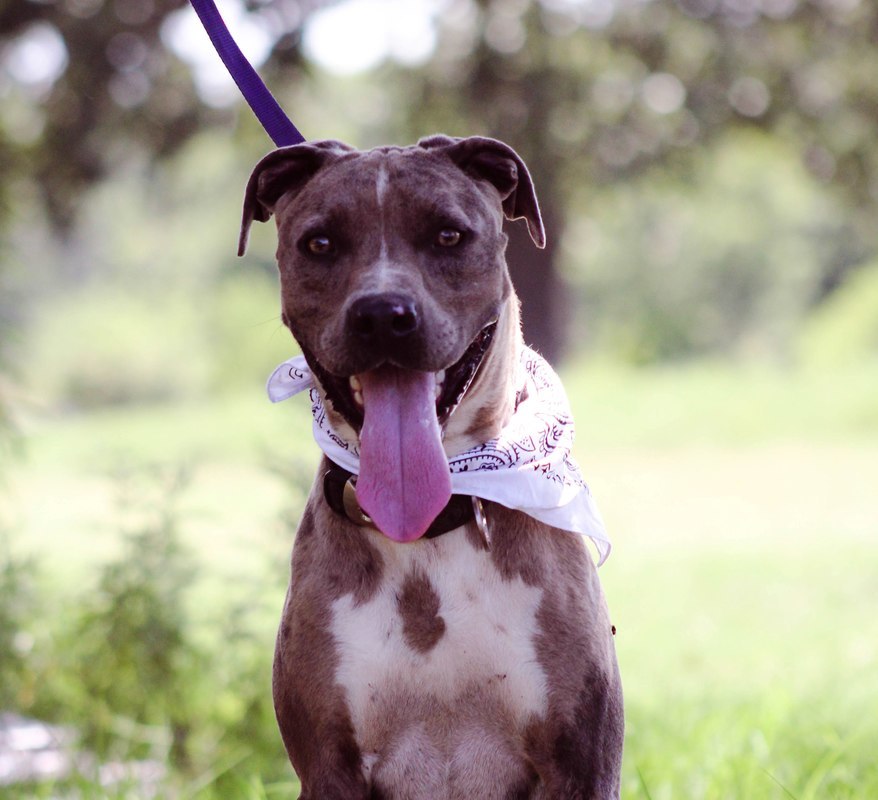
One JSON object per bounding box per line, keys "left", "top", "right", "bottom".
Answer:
{"left": 504, "top": 201, "right": 567, "bottom": 366}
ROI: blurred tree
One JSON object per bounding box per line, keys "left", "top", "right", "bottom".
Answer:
{"left": 0, "top": 0, "right": 324, "bottom": 229}
{"left": 0, "top": 0, "right": 319, "bottom": 434}
{"left": 0, "top": 236, "right": 17, "bottom": 461}
{"left": 566, "top": 129, "right": 856, "bottom": 362}
{"left": 389, "top": 0, "right": 878, "bottom": 358}
{"left": 2, "top": 0, "right": 878, "bottom": 359}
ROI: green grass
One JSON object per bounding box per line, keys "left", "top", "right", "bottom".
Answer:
{"left": 567, "top": 358, "right": 878, "bottom": 447}
{"left": 607, "top": 536, "right": 878, "bottom": 799}
{"left": 4, "top": 359, "right": 878, "bottom": 798}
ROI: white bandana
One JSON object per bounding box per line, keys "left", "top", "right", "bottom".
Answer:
{"left": 267, "top": 347, "right": 611, "bottom": 565}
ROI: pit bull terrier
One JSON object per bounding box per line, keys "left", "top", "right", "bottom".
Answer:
{"left": 239, "top": 135, "right": 624, "bottom": 799}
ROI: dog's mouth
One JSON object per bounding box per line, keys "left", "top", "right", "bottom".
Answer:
{"left": 304, "top": 321, "right": 497, "bottom": 433}
{"left": 301, "top": 321, "right": 497, "bottom": 543}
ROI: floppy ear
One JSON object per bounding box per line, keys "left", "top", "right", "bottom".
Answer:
{"left": 238, "top": 140, "right": 355, "bottom": 256}
{"left": 418, "top": 135, "right": 546, "bottom": 249}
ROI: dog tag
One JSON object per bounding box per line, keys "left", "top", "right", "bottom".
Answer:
{"left": 472, "top": 497, "right": 491, "bottom": 549}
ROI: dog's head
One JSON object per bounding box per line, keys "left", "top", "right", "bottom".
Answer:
{"left": 240, "top": 136, "right": 544, "bottom": 541}
{"left": 240, "top": 136, "right": 544, "bottom": 424}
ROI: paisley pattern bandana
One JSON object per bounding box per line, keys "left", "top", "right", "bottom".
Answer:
{"left": 267, "top": 347, "right": 611, "bottom": 565}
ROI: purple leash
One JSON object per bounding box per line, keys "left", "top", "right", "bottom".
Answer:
{"left": 188, "top": 0, "right": 305, "bottom": 147}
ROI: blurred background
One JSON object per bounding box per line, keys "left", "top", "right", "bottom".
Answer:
{"left": 1, "top": 0, "right": 876, "bottom": 797}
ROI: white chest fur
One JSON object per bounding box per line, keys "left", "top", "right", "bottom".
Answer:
{"left": 330, "top": 529, "right": 548, "bottom": 747}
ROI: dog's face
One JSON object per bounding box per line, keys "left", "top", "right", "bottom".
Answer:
{"left": 240, "top": 136, "right": 544, "bottom": 433}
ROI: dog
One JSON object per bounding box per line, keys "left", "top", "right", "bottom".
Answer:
{"left": 238, "top": 135, "right": 624, "bottom": 799}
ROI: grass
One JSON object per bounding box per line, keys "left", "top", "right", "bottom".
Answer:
{"left": 608, "top": 533, "right": 878, "bottom": 799}
{"left": 566, "top": 358, "right": 878, "bottom": 447}
{"left": 4, "top": 358, "right": 878, "bottom": 798}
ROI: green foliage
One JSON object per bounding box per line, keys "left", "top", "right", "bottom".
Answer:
{"left": 60, "top": 468, "right": 200, "bottom": 764}
{"left": 25, "top": 289, "right": 209, "bottom": 408}
{"left": 203, "top": 274, "right": 294, "bottom": 393}
{"left": 565, "top": 358, "right": 878, "bottom": 447}
{"left": 22, "top": 275, "right": 292, "bottom": 411}
{"left": 6, "top": 0, "right": 878, "bottom": 362}
{"left": 0, "top": 536, "right": 38, "bottom": 711}
{"left": 0, "top": 464, "right": 298, "bottom": 796}
{"left": 16, "top": 135, "right": 294, "bottom": 412}
{"left": 798, "top": 261, "right": 878, "bottom": 367}
{"left": 4, "top": 366, "right": 878, "bottom": 796}
{"left": 565, "top": 131, "right": 856, "bottom": 363}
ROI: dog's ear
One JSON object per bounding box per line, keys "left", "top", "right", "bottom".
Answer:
{"left": 238, "top": 140, "right": 355, "bottom": 256}
{"left": 418, "top": 135, "right": 546, "bottom": 249}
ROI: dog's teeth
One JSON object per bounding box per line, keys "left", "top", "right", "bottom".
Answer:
{"left": 349, "top": 375, "right": 363, "bottom": 392}
{"left": 353, "top": 390, "right": 364, "bottom": 408}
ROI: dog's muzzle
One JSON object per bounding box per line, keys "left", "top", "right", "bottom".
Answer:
{"left": 303, "top": 319, "right": 498, "bottom": 432}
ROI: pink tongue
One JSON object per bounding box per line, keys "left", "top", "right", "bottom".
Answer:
{"left": 356, "top": 366, "right": 451, "bottom": 542}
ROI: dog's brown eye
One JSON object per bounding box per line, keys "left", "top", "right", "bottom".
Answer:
{"left": 307, "top": 236, "right": 334, "bottom": 255}
{"left": 437, "top": 229, "right": 462, "bottom": 247}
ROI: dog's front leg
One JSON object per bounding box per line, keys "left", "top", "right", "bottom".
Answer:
{"left": 538, "top": 674, "right": 624, "bottom": 800}
{"left": 272, "top": 502, "right": 377, "bottom": 799}
{"left": 509, "top": 518, "right": 625, "bottom": 800}
{"left": 273, "top": 607, "right": 369, "bottom": 799}
{"left": 547, "top": 613, "right": 624, "bottom": 797}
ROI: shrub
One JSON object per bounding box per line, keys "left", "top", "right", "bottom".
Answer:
{"left": 0, "top": 534, "right": 39, "bottom": 711}
{"left": 565, "top": 130, "right": 858, "bottom": 363}
{"left": 22, "top": 275, "right": 295, "bottom": 410}
{"left": 61, "top": 467, "right": 201, "bottom": 765}
{"left": 25, "top": 290, "right": 209, "bottom": 409}
{"left": 798, "top": 261, "right": 878, "bottom": 366}
{"left": 44, "top": 465, "right": 293, "bottom": 789}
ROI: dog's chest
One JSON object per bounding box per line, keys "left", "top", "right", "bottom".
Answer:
{"left": 330, "top": 529, "right": 548, "bottom": 745}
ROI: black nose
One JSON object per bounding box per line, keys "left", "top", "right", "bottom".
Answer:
{"left": 347, "top": 294, "right": 420, "bottom": 343}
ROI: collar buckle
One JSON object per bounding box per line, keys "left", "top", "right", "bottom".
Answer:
{"left": 341, "top": 475, "right": 373, "bottom": 527}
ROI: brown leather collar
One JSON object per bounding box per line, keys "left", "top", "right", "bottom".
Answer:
{"left": 322, "top": 462, "right": 474, "bottom": 539}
